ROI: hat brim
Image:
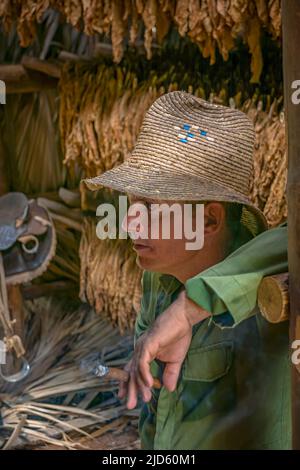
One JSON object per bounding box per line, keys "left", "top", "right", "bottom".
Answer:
{"left": 83, "top": 163, "right": 268, "bottom": 237}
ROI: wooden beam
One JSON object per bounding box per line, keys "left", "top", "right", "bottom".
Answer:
{"left": 58, "top": 50, "right": 89, "bottom": 62}
{"left": 282, "top": 0, "right": 300, "bottom": 450}
{"left": 93, "top": 42, "right": 113, "bottom": 58}
{"left": 21, "top": 281, "right": 78, "bottom": 300}
{"left": 21, "top": 56, "right": 61, "bottom": 79}
{"left": 0, "top": 65, "right": 58, "bottom": 94}
{"left": 58, "top": 187, "right": 81, "bottom": 208}
{"left": 0, "top": 64, "right": 28, "bottom": 81}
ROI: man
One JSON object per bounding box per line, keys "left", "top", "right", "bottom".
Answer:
{"left": 84, "top": 91, "right": 290, "bottom": 449}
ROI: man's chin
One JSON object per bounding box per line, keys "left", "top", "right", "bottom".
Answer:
{"left": 135, "top": 254, "right": 160, "bottom": 271}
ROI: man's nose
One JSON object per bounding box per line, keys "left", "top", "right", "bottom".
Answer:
{"left": 121, "top": 213, "right": 135, "bottom": 233}
{"left": 121, "top": 204, "right": 147, "bottom": 237}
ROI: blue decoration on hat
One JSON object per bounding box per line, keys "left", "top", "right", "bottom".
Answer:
{"left": 173, "top": 124, "right": 213, "bottom": 143}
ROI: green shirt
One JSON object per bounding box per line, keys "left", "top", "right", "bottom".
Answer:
{"left": 134, "top": 223, "right": 291, "bottom": 450}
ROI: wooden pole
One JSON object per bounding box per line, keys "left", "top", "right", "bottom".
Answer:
{"left": 0, "top": 137, "right": 25, "bottom": 372}
{"left": 282, "top": 0, "right": 300, "bottom": 450}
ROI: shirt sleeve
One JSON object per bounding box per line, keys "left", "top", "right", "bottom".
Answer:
{"left": 185, "top": 223, "right": 288, "bottom": 326}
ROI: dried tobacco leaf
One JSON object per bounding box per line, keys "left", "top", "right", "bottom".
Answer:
{"left": 111, "top": 0, "right": 125, "bottom": 62}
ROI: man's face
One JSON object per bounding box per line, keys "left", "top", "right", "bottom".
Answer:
{"left": 122, "top": 196, "right": 204, "bottom": 273}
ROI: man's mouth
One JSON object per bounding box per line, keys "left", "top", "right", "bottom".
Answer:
{"left": 132, "top": 241, "right": 152, "bottom": 253}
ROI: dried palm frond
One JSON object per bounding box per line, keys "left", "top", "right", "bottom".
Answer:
{"left": 0, "top": 296, "right": 134, "bottom": 449}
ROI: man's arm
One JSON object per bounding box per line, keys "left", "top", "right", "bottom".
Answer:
{"left": 185, "top": 223, "right": 288, "bottom": 325}
{"left": 119, "top": 224, "right": 288, "bottom": 408}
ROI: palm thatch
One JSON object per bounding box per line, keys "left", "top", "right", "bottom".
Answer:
{"left": 0, "top": 90, "right": 66, "bottom": 194}
{"left": 0, "top": 297, "right": 136, "bottom": 449}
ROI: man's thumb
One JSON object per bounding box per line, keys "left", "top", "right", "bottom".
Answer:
{"left": 162, "top": 362, "right": 182, "bottom": 392}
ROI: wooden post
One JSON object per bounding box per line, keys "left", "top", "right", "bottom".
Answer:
{"left": 282, "top": 0, "right": 300, "bottom": 450}
{"left": 0, "top": 102, "right": 25, "bottom": 364}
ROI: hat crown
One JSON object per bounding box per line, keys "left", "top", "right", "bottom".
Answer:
{"left": 129, "top": 91, "right": 255, "bottom": 197}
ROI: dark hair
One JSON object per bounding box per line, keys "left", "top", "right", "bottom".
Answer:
{"left": 224, "top": 202, "right": 254, "bottom": 252}
{"left": 224, "top": 202, "right": 243, "bottom": 239}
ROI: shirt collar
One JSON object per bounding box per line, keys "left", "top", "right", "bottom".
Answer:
{"left": 158, "top": 273, "right": 183, "bottom": 295}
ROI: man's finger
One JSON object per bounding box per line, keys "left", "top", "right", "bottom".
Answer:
{"left": 118, "top": 359, "right": 133, "bottom": 399}
{"left": 136, "top": 375, "right": 152, "bottom": 403}
{"left": 162, "top": 362, "right": 182, "bottom": 392}
{"left": 129, "top": 353, "right": 152, "bottom": 402}
{"left": 117, "top": 380, "right": 128, "bottom": 399}
{"left": 139, "top": 345, "right": 156, "bottom": 388}
{"left": 127, "top": 373, "right": 139, "bottom": 409}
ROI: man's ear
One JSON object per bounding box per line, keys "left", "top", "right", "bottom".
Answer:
{"left": 204, "top": 202, "right": 226, "bottom": 235}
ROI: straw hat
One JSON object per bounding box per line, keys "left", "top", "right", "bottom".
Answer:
{"left": 84, "top": 91, "right": 267, "bottom": 237}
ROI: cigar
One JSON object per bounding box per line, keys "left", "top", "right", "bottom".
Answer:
{"left": 93, "top": 363, "right": 161, "bottom": 389}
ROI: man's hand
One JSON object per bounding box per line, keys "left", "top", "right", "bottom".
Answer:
{"left": 117, "top": 290, "right": 211, "bottom": 409}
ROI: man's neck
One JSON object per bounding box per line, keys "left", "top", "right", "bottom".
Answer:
{"left": 169, "top": 244, "right": 228, "bottom": 284}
